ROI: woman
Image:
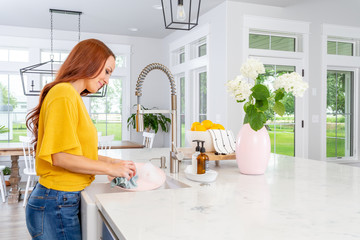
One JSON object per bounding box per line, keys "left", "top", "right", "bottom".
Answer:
{"left": 25, "top": 39, "right": 136, "bottom": 240}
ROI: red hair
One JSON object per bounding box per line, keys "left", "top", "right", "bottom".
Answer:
{"left": 26, "top": 38, "right": 115, "bottom": 150}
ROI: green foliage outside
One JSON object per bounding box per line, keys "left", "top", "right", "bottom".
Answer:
{"left": 94, "top": 122, "right": 122, "bottom": 140}
{"left": 327, "top": 71, "right": 346, "bottom": 114}
{"left": 2, "top": 166, "right": 11, "bottom": 175}
{"left": 0, "top": 83, "right": 17, "bottom": 109}
{"left": 0, "top": 122, "right": 26, "bottom": 143}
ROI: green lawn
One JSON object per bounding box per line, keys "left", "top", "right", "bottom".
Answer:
{"left": 268, "top": 131, "right": 294, "bottom": 156}
{"left": 0, "top": 122, "right": 28, "bottom": 143}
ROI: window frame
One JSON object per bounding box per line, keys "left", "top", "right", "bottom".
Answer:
{"left": 326, "top": 66, "right": 358, "bottom": 161}
{"left": 243, "top": 15, "right": 309, "bottom": 158}
{"left": 0, "top": 47, "right": 30, "bottom": 63}
{"left": 323, "top": 24, "right": 360, "bottom": 161}
{"left": 249, "top": 31, "right": 298, "bottom": 52}
{"left": 327, "top": 38, "right": 356, "bottom": 56}
{"left": 169, "top": 27, "right": 209, "bottom": 147}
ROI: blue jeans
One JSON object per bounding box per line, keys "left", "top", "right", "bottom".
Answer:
{"left": 25, "top": 183, "right": 82, "bottom": 240}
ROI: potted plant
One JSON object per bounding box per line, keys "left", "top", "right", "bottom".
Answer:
{"left": 0, "top": 125, "right": 8, "bottom": 133}
{"left": 2, "top": 166, "right": 11, "bottom": 186}
{"left": 127, "top": 106, "right": 171, "bottom": 133}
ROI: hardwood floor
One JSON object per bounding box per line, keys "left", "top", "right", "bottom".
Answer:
{"left": 0, "top": 183, "right": 31, "bottom": 240}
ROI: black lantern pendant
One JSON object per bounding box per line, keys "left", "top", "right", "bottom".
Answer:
{"left": 20, "top": 9, "right": 107, "bottom": 97}
{"left": 161, "top": 0, "right": 201, "bottom": 31}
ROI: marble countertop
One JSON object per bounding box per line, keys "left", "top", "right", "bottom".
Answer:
{"left": 95, "top": 148, "right": 360, "bottom": 240}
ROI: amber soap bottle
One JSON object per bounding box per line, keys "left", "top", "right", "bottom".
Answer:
{"left": 197, "top": 141, "right": 209, "bottom": 174}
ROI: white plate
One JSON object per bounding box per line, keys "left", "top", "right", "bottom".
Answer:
{"left": 184, "top": 165, "right": 218, "bottom": 183}
{"left": 108, "top": 162, "right": 166, "bottom": 192}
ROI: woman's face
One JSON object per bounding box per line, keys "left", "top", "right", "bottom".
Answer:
{"left": 86, "top": 56, "right": 115, "bottom": 93}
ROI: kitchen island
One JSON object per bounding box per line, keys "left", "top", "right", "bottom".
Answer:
{"left": 93, "top": 148, "right": 360, "bottom": 240}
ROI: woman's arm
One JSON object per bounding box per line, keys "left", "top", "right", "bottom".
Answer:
{"left": 52, "top": 152, "right": 136, "bottom": 179}
{"left": 98, "top": 155, "right": 114, "bottom": 164}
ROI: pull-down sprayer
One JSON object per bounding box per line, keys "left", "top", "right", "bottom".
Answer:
{"left": 135, "top": 63, "right": 179, "bottom": 173}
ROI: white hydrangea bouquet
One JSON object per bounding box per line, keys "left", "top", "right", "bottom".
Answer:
{"left": 226, "top": 58, "right": 308, "bottom": 131}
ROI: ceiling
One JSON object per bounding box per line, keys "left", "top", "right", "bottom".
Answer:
{"left": 0, "top": 0, "right": 301, "bottom": 39}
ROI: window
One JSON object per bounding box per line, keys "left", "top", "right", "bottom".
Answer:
{"left": 198, "top": 43, "right": 206, "bottom": 57}
{"left": 171, "top": 47, "right": 185, "bottom": 66}
{"left": 0, "top": 48, "right": 29, "bottom": 62}
{"left": 41, "top": 50, "right": 70, "bottom": 62}
{"left": 190, "top": 37, "right": 207, "bottom": 59}
{"left": 327, "top": 41, "right": 353, "bottom": 56}
{"left": 198, "top": 71, "right": 207, "bottom": 122}
{"left": 179, "top": 76, "right": 186, "bottom": 147}
{"left": 261, "top": 65, "right": 296, "bottom": 156}
{"left": 115, "top": 55, "right": 127, "bottom": 68}
{"left": 249, "top": 33, "right": 296, "bottom": 52}
{"left": 90, "top": 78, "right": 123, "bottom": 140}
{"left": 170, "top": 34, "right": 209, "bottom": 147}
{"left": 326, "top": 70, "right": 354, "bottom": 158}
{"left": 0, "top": 74, "right": 27, "bottom": 142}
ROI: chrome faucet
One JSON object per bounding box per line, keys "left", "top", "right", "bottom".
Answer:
{"left": 135, "top": 63, "right": 179, "bottom": 173}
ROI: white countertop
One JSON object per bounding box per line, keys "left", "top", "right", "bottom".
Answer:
{"left": 95, "top": 148, "right": 360, "bottom": 240}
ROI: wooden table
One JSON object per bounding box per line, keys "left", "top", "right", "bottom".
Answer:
{"left": 0, "top": 141, "right": 144, "bottom": 204}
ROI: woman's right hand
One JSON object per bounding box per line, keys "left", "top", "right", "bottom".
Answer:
{"left": 108, "top": 160, "right": 137, "bottom": 180}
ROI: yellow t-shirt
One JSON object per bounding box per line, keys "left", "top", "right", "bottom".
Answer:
{"left": 36, "top": 82, "right": 98, "bottom": 191}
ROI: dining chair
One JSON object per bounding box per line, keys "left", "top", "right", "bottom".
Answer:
{"left": 0, "top": 165, "right": 7, "bottom": 203}
{"left": 19, "top": 136, "right": 37, "bottom": 207}
{"left": 143, "top": 132, "right": 155, "bottom": 148}
{"left": 98, "top": 135, "right": 114, "bottom": 150}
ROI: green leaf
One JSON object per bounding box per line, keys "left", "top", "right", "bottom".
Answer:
{"left": 255, "top": 99, "right": 269, "bottom": 112}
{"left": 245, "top": 104, "right": 256, "bottom": 114}
{"left": 260, "top": 112, "right": 267, "bottom": 123}
{"left": 243, "top": 113, "right": 249, "bottom": 124}
{"left": 249, "top": 112, "right": 265, "bottom": 131}
{"left": 273, "top": 101, "right": 285, "bottom": 116}
{"left": 126, "top": 105, "right": 171, "bottom": 133}
{"left": 243, "top": 102, "right": 251, "bottom": 112}
{"left": 251, "top": 84, "right": 270, "bottom": 100}
{"left": 275, "top": 89, "right": 285, "bottom": 102}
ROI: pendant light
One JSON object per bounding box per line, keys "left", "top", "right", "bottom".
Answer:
{"left": 161, "top": 0, "right": 201, "bottom": 31}
{"left": 20, "top": 9, "right": 107, "bottom": 97}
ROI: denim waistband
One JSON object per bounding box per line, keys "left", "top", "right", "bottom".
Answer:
{"left": 33, "top": 183, "right": 81, "bottom": 198}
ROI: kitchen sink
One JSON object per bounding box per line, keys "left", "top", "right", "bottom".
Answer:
{"left": 161, "top": 176, "right": 191, "bottom": 189}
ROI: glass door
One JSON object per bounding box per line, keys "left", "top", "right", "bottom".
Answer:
{"left": 253, "top": 56, "right": 306, "bottom": 157}
{"left": 326, "top": 70, "right": 354, "bottom": 158}
{"left": 262, "top": 65, "right": 296, "bottom": 156}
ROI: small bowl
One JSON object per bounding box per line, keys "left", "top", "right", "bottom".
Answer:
{"left": 185, "top": 130, "right": 215, "bottom": 152}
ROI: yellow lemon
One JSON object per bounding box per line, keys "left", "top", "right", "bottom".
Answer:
{"left": 191, "top": 122, "right": 201, "bottom": 131}
{"left": 211, "top": 123, "right": 225, "bottom": 130}
{"left": 194, "top": 124, "right": 207, "bottom": 131}
{"left": 201, "top": 120, "right": 213, "bottom": 129}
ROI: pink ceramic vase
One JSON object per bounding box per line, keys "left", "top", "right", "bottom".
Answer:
{"left": 235, "top": 123, "right": 270, "bottom": 175}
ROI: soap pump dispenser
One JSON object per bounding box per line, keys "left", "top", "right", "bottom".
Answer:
{"left": 192, "top": 140, "right": 201, "bottom": 174}
{"left": 197, "top": 141, "right": 209, "bottom": 174}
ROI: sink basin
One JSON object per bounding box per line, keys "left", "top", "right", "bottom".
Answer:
{"left": 162, "top": 176, "right": 191, "bottom": 189}
{"left": 85, "top": 175, "right": 190, "bottom": 200}
{"left": 81, "top": 175, "right": 190, "bottom": 240}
